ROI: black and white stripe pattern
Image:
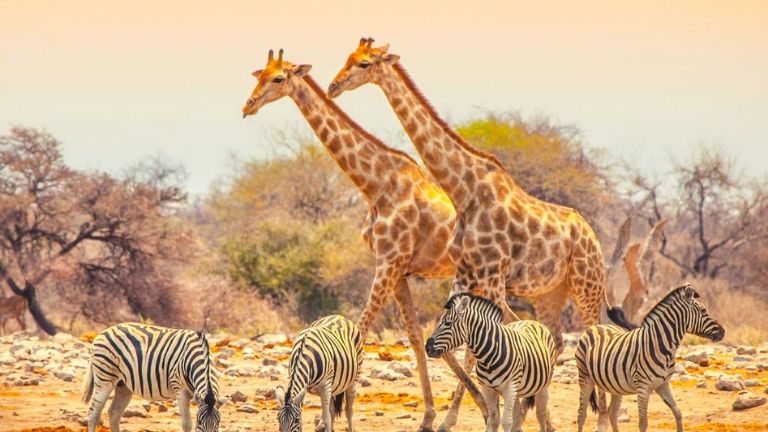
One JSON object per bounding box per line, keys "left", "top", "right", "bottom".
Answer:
{"left": 575, "top": 283, "right": 725, "bottom": 432}
{"left": 425, "top": 294, "right": 557, "bottom": 432}
{"left": 82, "top": 323, "right": 222, "bottom": 432}
{"left": 275, "top": 315, "right": 363, "bottom": 432}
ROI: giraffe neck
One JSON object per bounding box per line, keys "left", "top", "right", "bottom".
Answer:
{"left": 289, "top": 75, "right": 414, "bottom": 204}
{"left": 375, "top": 63, "right": 506, "bottom": 210}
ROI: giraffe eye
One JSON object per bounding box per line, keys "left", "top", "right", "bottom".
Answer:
{"left": 272, "top": 76, "right": 285, "bottom": 83}
{"left": 358, "top": 62, "right": 371, "bottom": 69}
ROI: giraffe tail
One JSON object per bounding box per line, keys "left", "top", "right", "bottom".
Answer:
{"left": 603, "top": 287, "right": 638, "bottom": 330}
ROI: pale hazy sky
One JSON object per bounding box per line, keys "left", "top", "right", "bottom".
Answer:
{"left": 1, "top": 0, "right": 766, "bottom": 193}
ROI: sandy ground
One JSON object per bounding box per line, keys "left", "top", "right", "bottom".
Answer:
{"left": 0, "top": 334, "right": 767, "bottom": 432}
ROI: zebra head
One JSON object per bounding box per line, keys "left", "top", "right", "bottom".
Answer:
{"left": 425, "top": 294, "right": 474, "bottom": 358}
{"left": 194, "top": 391, "right": 222, "bottom": 432}
{"left": 680, "top": 284, "right": 725, "bottom": 342}
{"left": 275, "top": 385, "right": 307, "bottom": 432}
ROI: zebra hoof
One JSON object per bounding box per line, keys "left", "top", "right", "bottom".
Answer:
{"left": 417, "top": 428, "right": 434, "bottom": 432}
{"left": 437, "top": 427, "right": 451, "bottom": 432}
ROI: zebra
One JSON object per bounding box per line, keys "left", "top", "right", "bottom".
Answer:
{"left": 425, "top": 293, "right": 557, "bottom": 432}
{"left": 575, "top": 283, "right": 725, "bottom": 432}
{"left": 82, "top": 323, "right": 225, "bottom": 432}
{"left": 275, "top": 314, "right": 363, "bottom": 432}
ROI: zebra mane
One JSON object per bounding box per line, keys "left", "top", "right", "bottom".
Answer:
{"left": 444, "top": 293, "right": 503, "bottom": 321}
{"left": 284, "top": 335, "right": 309, "bottom": 405}
{"left": 196, "top": 330, "right": 216, "bottom": 406}
{"left": 641, "top": 284, "right": 698, "bottom": 326}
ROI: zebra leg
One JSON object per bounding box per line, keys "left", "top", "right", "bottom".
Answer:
{"left": 318, "top": 383, "right": 333, "bottom": 432}
{"left": 655, "top": 382, "right": 682, "bottom": 432}
{"left": 344, "top": 385, "right": 355, "bottom": 432}
{"left": 177, "top": 389, "right": 193, "bottom": 432}
{"left": 107, "top": 384, "right": 132, "bottom": 432}
{"left": 479, "top": 384, "right": 500, "bottom": 432}
{"left": 86, "top": 383, "right": 113, "bottom": 432}
{"left": 499, "top": 384, "right": 518, "bottom": 432}
{"left": 576, "top": 378, "right": 594, "bottom": 432}
{"left": 608, "top": 393, "right": 622, "bottom": 432}
{"left": 394, "top": 278, "right": 436, "bottom": 432}
{"left": 636, "top": 390, "right": 651, "bottom": 432}
{"left": 534, "top": 388, "right": 553, "bottom": 432}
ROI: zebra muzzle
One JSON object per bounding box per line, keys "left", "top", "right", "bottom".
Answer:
{"left": 425, "top": 338, "right": 442, "bottom": 358}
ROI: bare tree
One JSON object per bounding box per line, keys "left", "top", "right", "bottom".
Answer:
{"left": 623, "top": 145, "right": 767, "bottom": 281}
{"left": 0, "top": 127, "right": 191, "bottom": 334}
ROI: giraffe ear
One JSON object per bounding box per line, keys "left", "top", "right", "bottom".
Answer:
{"left": 292, "top": 64, "right": 312, "bottom": 77}
{"left": 382, "top": 53, "right": 400, "bottom": 64}
{"left": 251, "top": 69, "right": 264, "bottom": 77}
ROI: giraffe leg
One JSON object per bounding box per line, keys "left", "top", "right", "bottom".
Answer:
{"left": 533, "top": 281, "right": 568, "bottom": 355}
{"left": 357, "top": 261, "right": 403, "bottom": 341}
{"left": 394, "top": 278, "right": 436, "bottom": 432}
{"left": 439, "top": 351, "right": 488, "bottom": 431}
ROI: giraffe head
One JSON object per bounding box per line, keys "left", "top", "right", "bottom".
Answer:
{"left": 327, "top": 37, "right": 399, "bottom": 98}
{"left": 242, "top": 49, "right": 312, "bottom": 118}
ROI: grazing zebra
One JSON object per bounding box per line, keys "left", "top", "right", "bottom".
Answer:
{"left": 275, "top": 315, "right": 363, "bottom": 432}
{"left": 575, "top": 283, "right": 725, "bottom": 432}
{"left": 82, "top": 323, "right": 224, "bottom": 432}
{"left": 425, "top": 294, "right": 557, "bottom": 432}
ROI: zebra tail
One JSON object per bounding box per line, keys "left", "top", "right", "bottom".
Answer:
{"left": 607, "top": 307, "right": 639, "bottom": 330}
{"left": 82, "top": 363, "right": 94, "bottom": 404}
{"left": 525, "top": 396, "right": 535, "bottom": 409}
{"left": 332, "top": 393, "right": 344, "bottom": 419}
{"left": 589, "top": 389, "right": 598, "bottom": 413}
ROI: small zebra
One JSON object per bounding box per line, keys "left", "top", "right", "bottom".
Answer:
{"left": 576, "top": 283, "right": 725, "bottom": 432}
{"left": 275, "top": 314, "right": 363, "bottom": 432}
{"left": 83, "top": 323, "right": 225, "bottom": 432}
{"left": 425, "top": 294, "right": 557, "bottom": 432}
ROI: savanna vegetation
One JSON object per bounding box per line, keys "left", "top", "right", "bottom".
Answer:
{"left": 1, "top": 114, "right": 766, "bottom": 343}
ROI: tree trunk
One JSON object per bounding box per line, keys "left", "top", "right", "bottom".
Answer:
{"left": 8, "top": 279, "right": 58, "bottom": 336}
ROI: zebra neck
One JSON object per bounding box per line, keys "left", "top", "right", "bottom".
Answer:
{"left": 285, "top": 373, "right": 309, "bottom": 403}
{"left": 465, "top": 313, "right": 507, "bottom": 361}
{"left": 641, "top": 313, "right": 687, "bottom": 356}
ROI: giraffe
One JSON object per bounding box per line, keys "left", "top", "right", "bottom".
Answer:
{"left": 329, "top": 38, "right": 619, "bottom": 431}
{"left": 242, "top": 49, "right": 480, "bottom": 432}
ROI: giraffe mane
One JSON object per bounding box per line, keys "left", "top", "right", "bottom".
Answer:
{"left": 301, "top": 75, "right": 421, "bottom": 167}
{"left": 390, "top": 63, "right": 507, "bottom": 171}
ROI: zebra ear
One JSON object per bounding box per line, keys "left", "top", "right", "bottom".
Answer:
{"left": 682, "top": 284, "right": 696, "bottom": 301}
{"left": 294, "top": 388, "right": 307, "bottom": 406}
{"left": 455, "top": 295, "right": 471, "bottom": 315}
{"left": 216, "top": 396, "right": 229, "bottom": 408}
{"left": 275, "top": 386, "right": 286, "bottom": 406}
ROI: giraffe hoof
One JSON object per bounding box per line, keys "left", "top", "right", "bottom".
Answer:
{"left": 417, "top": 428, "right": 434, "bottom": 432}
{"left": 437, "top": 427, "right": 451, "bottom": 432}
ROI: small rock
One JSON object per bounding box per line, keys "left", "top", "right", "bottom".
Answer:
{"left": 696, "top": 380, "right": 707, "bottom": 389}
{"left": 403, "top": 401, "right": 418, "bottom": 408}
{"left": 158, "top": 404, "right": 169, "bottom": 413}
{"left": 733, "top": 355, "right": 752, "bottom": 362}
{"left": 256, "top": 334, "right": 288, "bottom": 345}
{"left": 225, "top": 365, "right": 257, "bottom": 377}
{"left": 142, "top": 403, "right": 152, "bottom": 412}
{"left": 716, "top": 375, "right": 745, "bottom": 392}
{"left": 732, "top": 392, "right": 767, "bottom": 411}
{"left": 230, "top": 390, "right": 248, "bottom": 403}
{"left": 359, "top": 377, "right": 371, "bottom": 387}
{"left": 237, "top": 404, "right": 258, "bottom": 414}
{"left": 370, "top": 365, "right": 406, "bottom": 381}
{"left": 123, "top": 404, "right": 148, "bottom": 418}
{"left": 685, "top": 348, "right": 711, "bottom": 367}
{"left": 53, "top": 370, "right": 75, "bottom": 382}
{"left": 262, "top": 358, "right": 278, "bottom": 366}
{"left": 377, "top": 348, "right": 395, "bottom": 361}
{"left": 396, "top": 414, "right": 411, "bottom": 419}
{"left": 387, "top": 361, "right": 413, "bottom": 378}
{"left": 745, "top": 379, "right": 760, "bottom": 387}
{"left": 375, "top": 411, "right": 384, "bottom": 416}
{"left": 737, "top": 346, "right": 757, "bottom": 355}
